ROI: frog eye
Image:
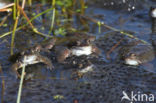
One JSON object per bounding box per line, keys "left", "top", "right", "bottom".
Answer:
{"left": 35, "top": 45, "right": 41, "bottom": 51}
{"left": 85, "top": 39, "right": 92, "bottom": 44}
{"left": 130, "top": 53, "right": 136, "bottom": 57}
{"left": 87, "top": 39, "right": 91, "bottom": 43}
{"left": 21, "top": 51, "right": 25, "bottom": 55}
{"left": 76, "top": 41, "right": 81, "bottom": 45}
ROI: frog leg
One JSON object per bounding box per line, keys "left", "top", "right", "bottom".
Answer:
{"left": 11, "top": 62, "right": 23, "bottom": 78}
{"left": 92, "top": 45, "right": 101, "bottom": 56}
{"left": 56, "top": 47, "right": 71, "bottom": 63}
{"left": 42, "top": 38, "right": 56, "bottom": 50}
{"left": 36, "top": 54, "right": 54, "bottom": 70}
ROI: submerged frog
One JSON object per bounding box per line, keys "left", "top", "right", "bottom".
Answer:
{"left": 54, "top": 33, "right": 101, "bottom": 63}
{"left": 120, "top": 40, "right": 155, "bottom": 66}
{"left": 10, "top": 38, "right": 56, "bottom": 78}
{"left": 35, "top": 38, "right": 56, "bottom": 52}
{"left": 12, "top": 52, "right": 53, "bottom": 78}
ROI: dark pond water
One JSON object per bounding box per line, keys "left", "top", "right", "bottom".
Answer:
{"left": 0, "top": 0, "right": 156, "bottom": 103}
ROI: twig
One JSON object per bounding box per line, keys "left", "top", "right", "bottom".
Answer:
{"left": 21, "top": 0, "right": 26, "bottom": 9}
{"left": 18, "top": 5, "right": 54, "bottom": 37}
{"left": 0, "top": 12, "right": 12, "bottom": 27}
{"left": 18, "top": 5, "right": 35, "bottom": 29}
{"left": 0, "top": 3, "right": 14, "bottom": 9}
{"left": 0, "top": 8, "right": 12, "bottom": 12}
{"left": 106, "top": 38, "right": 123, "bottom": 60}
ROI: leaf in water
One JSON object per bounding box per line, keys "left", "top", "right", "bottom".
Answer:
{"left": 53, "top": 95, "right": 64, "bottom": 100}
{"left": 54, "top": 28, "right": 66, "bottom": 36}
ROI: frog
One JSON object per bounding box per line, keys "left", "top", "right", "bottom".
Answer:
{"left": 9, "top": 38, "right": 56, "bottom": 62}
{"left": 34, "top": 37, "right": 56, "bottom": 53}
{"left": 11, "top": 52, "right": 54, "bottom": 78}
{"left": 55, "top": 32, "right": 96, "bottom": 47}
{"left": 119, "top": 40, "right": 155, "bottom": 66}
{"left": 54, "top": 32, "right": 101, "bottom": 63}
{"left": 10, "top": 38, "right": 56, "bottom": 78}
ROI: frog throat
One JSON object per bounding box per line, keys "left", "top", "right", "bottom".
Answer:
{"left": 71, "top": 46, "right": 92, "bottom": 56}
{"left": 125, "top": 58, "right": 141, "bottom": 66}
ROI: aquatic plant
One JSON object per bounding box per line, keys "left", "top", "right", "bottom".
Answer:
{"left": 16, "top": 57, "right": 26, "bottom": 103}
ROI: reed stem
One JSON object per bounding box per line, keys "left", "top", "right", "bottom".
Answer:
{"left": 11, "top": 16, "right": 19, "bottom": 55}
{"left": 49, "top": 0, "right": 56, "bottom": 35}
{"left": 11, "top": 0, "right": 20, "bottom": 55}
{"left": 13, "top": 0, "right": 17, "bottom": 20}
{"left": 0, "top": 8, "right": 54, "bottom": 39}
{"left": 16, "top": 57, "right": 26, "bottom": 103}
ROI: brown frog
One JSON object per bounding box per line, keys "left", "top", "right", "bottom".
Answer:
{"left": 12, "top": 52, "right": 53, "bottom": 78}
{"left": 55, "top": 32, "right": 96, "bottom": 47}
{"left": 54, "top": 33, "right": 101, "bottom": 63}
{"left": 120, "top": 40, "right": 155, "bottom": 66}
{"left": 10, "top": 38, "right": 56, "bottom": 78}
{"left": 35, "top": 38, "right": 56, "bottom": 52}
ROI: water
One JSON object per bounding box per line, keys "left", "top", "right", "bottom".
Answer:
{"left": 0, "top": 0, "right": 156, "bottom": 103}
